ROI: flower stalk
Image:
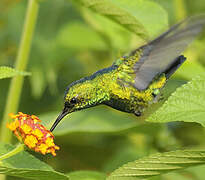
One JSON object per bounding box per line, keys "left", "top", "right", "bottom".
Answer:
{"left": 0, "top": 144, "right": 25, "bottom": 161}
{"left": 0, "top": 0, "right": 39, "bottom": 143}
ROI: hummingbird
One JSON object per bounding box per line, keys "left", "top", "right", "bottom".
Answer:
{"left": 50, "top": 15, "right": 205, "bottom": 132}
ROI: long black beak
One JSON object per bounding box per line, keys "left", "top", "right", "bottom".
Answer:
{"left": 50, "top": 107, "right": 69, "bottom": 132}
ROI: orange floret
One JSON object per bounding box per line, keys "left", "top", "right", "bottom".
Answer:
{"left": 7, "top": 112, "right": 60, "bottom": 156}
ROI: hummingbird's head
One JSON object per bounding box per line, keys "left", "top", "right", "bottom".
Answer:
{"left": 50, "top": 78, "right": 108, "bottom": 131}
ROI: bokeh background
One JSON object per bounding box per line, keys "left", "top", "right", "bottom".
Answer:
{"left": 1, "top": 0, "right": 205, "bottom": 179}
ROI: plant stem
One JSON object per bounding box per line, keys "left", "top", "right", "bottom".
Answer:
{"left": 0, "top": 144, "right": 25, "bottom": 161}
{"left": 0, "top": 0, "right": 39, "bottom": 143}
{"left": 174, "top": 0, "right": 187, "bottom": 21}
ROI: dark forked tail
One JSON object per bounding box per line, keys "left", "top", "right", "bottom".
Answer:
{"left": 164, "top": 55, "right": 186, "bottom": 79}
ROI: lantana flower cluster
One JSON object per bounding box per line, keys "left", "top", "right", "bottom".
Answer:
{"left": 7, "top": 112, "right": 59, "bottom": 156}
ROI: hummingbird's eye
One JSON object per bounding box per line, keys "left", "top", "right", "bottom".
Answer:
{"left": 70, "top": 97, "right": 77, "bottom": 104}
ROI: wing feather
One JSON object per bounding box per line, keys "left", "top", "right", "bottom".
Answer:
{"left": 132, "top": 15, "right": 205, "bottom": 90}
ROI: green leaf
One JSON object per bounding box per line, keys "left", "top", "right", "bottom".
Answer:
{"left": 40, "top": 107, "right": 139, "bottom": 136}
{"left": 174, "top": 60, "right": 205, "bottom": 80}
{"left": 82, "top": 10, "right": 134, "bottom": 51}
{"left": 57, "top": 21, "right": 107, "bottom": 50}
{"left": 74, "top": 0, "right": 168, "bottom": 39}
{"left": 147, "top": 75, "right": 205, "bottom": 127}
{"left": 103, "top": 140, "right": 148, "bottom": 173}
{"left": 68, "top": 170, "right": 106, "bottom": 180}
{"left": 159, "top": 165, "right": 205, "bottom": 180}
{"left": 107, "top": 149, "right": 205, "bottom": 180}
{"left": 0, "top": 143, "right": 68, "bottom": 180}
{"left": 0, "top": 66, "right": 30, "bottom": 80}
{"left": 154, "top": 165, "right": 205, "bottom": 180}
{"left": 185, "top": 165, "right": 205, "bottom": 180}
{"left": 160, "top": 172, "right": 196, "bottom": 180}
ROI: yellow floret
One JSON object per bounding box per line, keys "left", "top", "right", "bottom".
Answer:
{"left": 45, "top": 137, "right": 55, "bottom": 147}
{"left": 50, "top": 148, "right": 57, "bottom": 156}
{"left": 24, "top": 135, "right": 38, "bottom": 148}
{"left": 8, "top": 113, "right": 18, "bottom": 119}
{"left": 37, "top": 144, "right": 48, "bottom": 155}
{"left": 31, "top": 115, "right": 41, "bottom": 123}
{"left": 55, "top": 145, "right": 60, "bottom": 150}
{"left": 19, "top": 112, "right": 26, "bottom": 116}
{"left": 32, "top": 129, "right": 44, "bottom": 139}
{"left": 21, "top": 124, "right": 32, "bottom": 134}
{"left": 6, "top": 120, "right": 19, "bottom": 131}
{"left": 49, "top": 146, "right": 60, "bottom": 156}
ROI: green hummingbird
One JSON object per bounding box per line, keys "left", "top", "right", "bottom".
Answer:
{"left": 50, "top": 15, "right": 205, "bottom": 132}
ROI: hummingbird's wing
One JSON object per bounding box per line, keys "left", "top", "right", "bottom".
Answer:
{"left": 131, "top": 15, "right": 205, "bottom": 90}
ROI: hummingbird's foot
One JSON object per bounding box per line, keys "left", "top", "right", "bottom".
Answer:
{"left": 134, "top": 110, "right": 142, "bottom": 117}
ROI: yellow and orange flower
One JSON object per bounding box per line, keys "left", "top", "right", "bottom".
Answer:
{"left": 7, "top": 112, "right": 59, "bottom": 156}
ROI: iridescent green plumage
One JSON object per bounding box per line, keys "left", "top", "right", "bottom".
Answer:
{"left": 64, "top": 51, "right": 166, "bottom": 115}
{"left": 50, "top": 15, "right": 205, "bottom": 132}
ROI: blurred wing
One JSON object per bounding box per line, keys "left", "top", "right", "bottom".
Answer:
{"left": 132, "top": 15, "right": 205, "bottom": 90}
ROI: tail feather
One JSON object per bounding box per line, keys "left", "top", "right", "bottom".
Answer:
{"left": 164, "top": 55, "right": 186, "bottom": 78}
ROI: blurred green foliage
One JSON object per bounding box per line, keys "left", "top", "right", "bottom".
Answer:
{"left": 1, "top": 0, "right": 205, "bottom": 179}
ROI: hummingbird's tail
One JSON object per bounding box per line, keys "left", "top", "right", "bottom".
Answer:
{"left": 164, "top": 55, "right": 186, "bottom": 79}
